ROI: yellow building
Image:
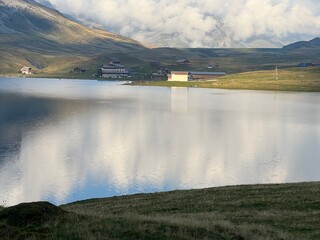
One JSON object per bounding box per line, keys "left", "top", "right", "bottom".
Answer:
{"left": 168, "top": 71, "right": 192, "bottom": 82}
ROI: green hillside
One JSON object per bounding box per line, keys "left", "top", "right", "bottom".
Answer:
{"left": 1, "top": 182, "right": 320, "bottom": 239}
{"left": 0, "top": 0, "right": 148, "bottom": 75}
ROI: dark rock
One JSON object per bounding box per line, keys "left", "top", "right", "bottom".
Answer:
{"left": 0, "top": 201, "right": 65, "bottom": 227}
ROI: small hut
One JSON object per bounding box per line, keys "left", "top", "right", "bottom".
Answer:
{"left": 177, "top": 59, "right": 190, "bottom": 65}
{"left": 20, "top": 67, "right": 32, "bottom": 75}
{"left": 73, "top": 67, "right": 87, "bottom": 73}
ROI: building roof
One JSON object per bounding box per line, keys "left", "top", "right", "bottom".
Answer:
{"left": 20, "top": 66, "right": 31, "bottom": 71}
{"left": 297, "top": 63, "right": 313, "bottom": 67}
{"left": 102, "top": 65, "right": 116, "bottom": 69}
{"left": 171, "top": 71, "right": 190, "bottom": 75}
{"left": 190, "top": 71, "right": 226, "bottom": 75}
{"left": 101, "top": 63, "right": 125, "bottom": 69}
{"left": 110, "top": 57, "right": 121, "bottom": 63}
{"left": 152, "top": 73, "right": 166, "bottom": 77}
{"left": 113, "top": 63, "right": 125, "bottom": 68}
{"left": 177, "top": 59, "right": 190, "bottom": 62}
{"left": 170, "top": 71, "right": 226, "bottom": 75}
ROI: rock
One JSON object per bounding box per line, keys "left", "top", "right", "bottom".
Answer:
{"left": 0, "top": 201, "right": 65, "bottom": 227}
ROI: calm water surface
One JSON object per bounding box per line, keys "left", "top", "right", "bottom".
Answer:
{"left": 0, "top": 78, "right": 319, "bottom": 206}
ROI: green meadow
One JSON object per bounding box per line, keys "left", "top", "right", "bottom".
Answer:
{"left": 130, "top": 67, "right": 320, "bottom": 92}
{"left": 1, "top": 182, "right": 320, "bottom": 239}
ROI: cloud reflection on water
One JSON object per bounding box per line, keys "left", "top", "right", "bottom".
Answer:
{"left": 0, "top": 78, "right": 319, "bottom": 206}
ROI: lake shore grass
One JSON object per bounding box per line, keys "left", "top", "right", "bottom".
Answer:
{"left": 2, "top": 67, "right": 319, "bottom": 92}
{"left": 1, "top": 181, "right": 320, "bottom": 239}
{"left": 129, "top": 67, "right": 320, "bottom": 92}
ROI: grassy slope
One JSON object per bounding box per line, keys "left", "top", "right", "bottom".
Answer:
{"left": 0, "top": 0, "right": 147, "bottom": 75}
{"left": 1, "top": 182, "right": 320, "bottom": 239}
{"left": 1, "top": 36, "right": 320, "bottom": 79}
{"left": 130, "top": 67, "right": 320, "bottom": 92}
{"left": 142, "top": 47, "right": 320, "bottom": 73}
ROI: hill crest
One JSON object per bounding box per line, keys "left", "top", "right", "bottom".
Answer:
{"left": 0, "top": 0, "right": 148, "bottom": 46}
{"left": 0, "top": 0, "right": 150, "bottom": 73}
{"left": 283, "top": 37, "right": 320, "bottom": 50}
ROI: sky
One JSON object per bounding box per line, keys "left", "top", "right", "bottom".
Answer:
{"left": 41, "top": 0, "right": 320, "bottom": 47}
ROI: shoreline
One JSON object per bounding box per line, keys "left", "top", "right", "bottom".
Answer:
{"left": 127, "top": 80, "right": 320, "bottom": 92}
{"left": 2, "top": 67, "right": 319, "bottom": 92}
{"left": 62, "top": 180, "right": 319, "bottom": 205}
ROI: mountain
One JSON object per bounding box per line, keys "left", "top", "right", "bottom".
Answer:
{"left": 282, "top": 37, "right": 320, "bottom": 50}
{"left": 34, "top": 0, "right": 55, "bottom": 9}
{"left": 0, "top": 0, "right": 148, "bottom": 74}
{"left": 34, "top": 0, "right": 85, "bottom": 24}
{"left": 131, "top": 17, "right": 237, "bottom": 48}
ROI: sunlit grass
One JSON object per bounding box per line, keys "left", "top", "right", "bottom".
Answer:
{"left": 130, "top": 67, "right": 320, "bottom": 92}
{"left": 62, "top": 182, "right": 320, "bottom": 239}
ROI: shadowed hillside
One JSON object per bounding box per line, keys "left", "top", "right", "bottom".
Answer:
{"left": 283, "top": 37, "right": 320, "bottom": 50}
{"left": 0, "top": 0, "right": 149, "bottom": 74}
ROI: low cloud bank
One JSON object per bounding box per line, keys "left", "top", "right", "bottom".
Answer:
{"left": 42, "top": 0, "right": 320, "bottom": 47}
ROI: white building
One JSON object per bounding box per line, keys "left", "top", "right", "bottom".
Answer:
{"left": 168, "top": 71, "right": 192, "bottom": 82}
{"left": 168, "top": 71, "right": 226, "bottom": 81}
{"left": 20, "top": 66, "right": 32, "bottom": 75}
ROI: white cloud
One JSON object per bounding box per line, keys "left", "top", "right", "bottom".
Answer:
{"left": 39, "top": 0, "right": 319, "bottom": 47}
{"left": 40, "top": 0, "right": 320, "bottom": 47}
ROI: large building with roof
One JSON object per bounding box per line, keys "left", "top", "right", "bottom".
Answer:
{"left": 98, "top": 57, "right": 129, "bottom": 78}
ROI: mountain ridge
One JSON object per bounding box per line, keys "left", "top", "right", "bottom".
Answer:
{"left": 282, "top": 37, "right": 320, "bottom": 50}
{"left": 0, "top": 0, "right": 147, "bottom": 46}
{"left": 0, "top": 0, "right": 150, "bottom": 73}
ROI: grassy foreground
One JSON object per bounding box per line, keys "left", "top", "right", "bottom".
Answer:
{"left": 130, "top": 67, "right": 320, "bottom": 92}
{"left": 1, "top": 182, "right": 320, "bottom": 239}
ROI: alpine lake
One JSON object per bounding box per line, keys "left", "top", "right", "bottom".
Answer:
{"left": 0, "top": 78, "right": 319, "bottom": 206}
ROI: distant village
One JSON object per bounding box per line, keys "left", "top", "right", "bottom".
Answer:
{"left": 94, "top": 57, "right": 227, "bottom": 82}
{"left": 18, "top": 58, "right": 320, "bottom": 82}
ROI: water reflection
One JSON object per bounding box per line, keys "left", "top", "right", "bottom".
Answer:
{"left": 0, "top": 78, "right": 320, "bottom": 206}
{"left": 171, "top": 87, "right": 188, "bottom": 113}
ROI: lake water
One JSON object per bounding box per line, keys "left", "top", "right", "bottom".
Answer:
{"left": 0, "top": 78, "right": 319, "bottom": 206}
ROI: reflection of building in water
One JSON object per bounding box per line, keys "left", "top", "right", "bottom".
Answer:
{"left": 171, "top": 87, "right": 188, "bottom": 113}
